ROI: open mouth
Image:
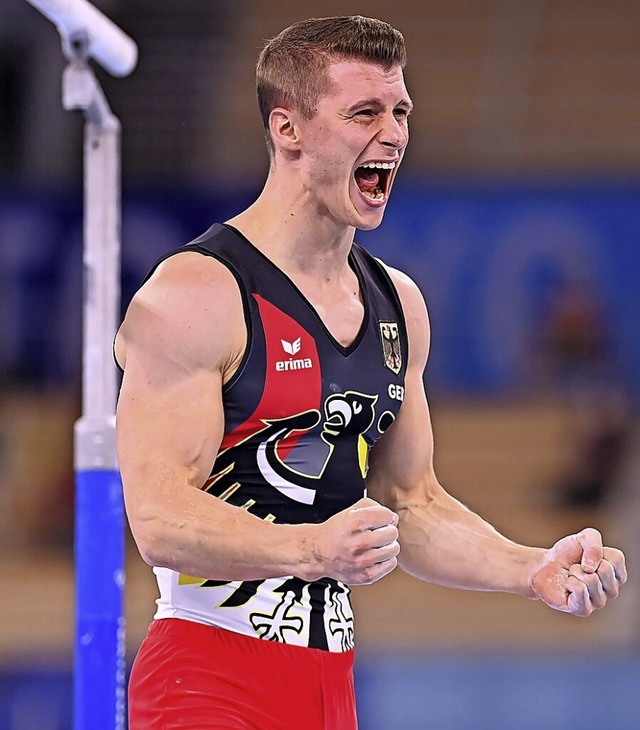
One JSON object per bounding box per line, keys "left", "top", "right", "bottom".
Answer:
{"left": 354, "top": 162, "right": 396, "bottom": 202}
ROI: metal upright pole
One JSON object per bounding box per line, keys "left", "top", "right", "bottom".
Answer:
{"left": 63, "top": 49, "right": 125, "bottom": 730}
{"left": 22, "top": 2, "right": 136, "bottom": 725}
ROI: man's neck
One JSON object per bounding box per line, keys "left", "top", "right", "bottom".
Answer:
{"left": 227, "top": 174, "right": 365, "bottom": 348}
{"left": 227, "top": 177, "right": 355, "bottom": 281}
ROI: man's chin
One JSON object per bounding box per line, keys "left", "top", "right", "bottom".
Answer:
{"left": 355, "top": 218, "right": 385, "bottom": 232}
{"left": 353, "top": 205, "right": 387, "bottom": 231}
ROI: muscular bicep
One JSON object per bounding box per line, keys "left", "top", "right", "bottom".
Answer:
{"left": 116, "top": 330, "right": 224, "bottom": 506}
{"left": 115, "top": 253, "right": 244, "bottom": 556}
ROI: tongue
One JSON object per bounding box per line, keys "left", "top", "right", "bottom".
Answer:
{"left": 355, "top": 169, "right": 379, "bottom": 193}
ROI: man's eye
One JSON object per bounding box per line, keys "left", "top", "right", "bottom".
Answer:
{"left": 356, "top": 110, "right": 375, "bottom": 117}
{"left": 394, "top": 108, "right": 409, "bottom": 119}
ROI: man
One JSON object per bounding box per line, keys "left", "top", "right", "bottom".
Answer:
{"left": 115, "top": 15, "right": 627, "bottom": 730}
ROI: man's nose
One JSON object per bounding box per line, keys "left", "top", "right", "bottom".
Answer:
{"left": 379, "top": 115, "right": 408, "bottom": 149}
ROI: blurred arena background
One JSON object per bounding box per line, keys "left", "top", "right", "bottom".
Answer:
{"left": 1, "top": 0, "right": 639, "bottom": 728}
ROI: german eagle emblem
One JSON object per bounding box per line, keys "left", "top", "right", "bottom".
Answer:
{"left": 379, "top": 321, "right": 402, "bottom": 375}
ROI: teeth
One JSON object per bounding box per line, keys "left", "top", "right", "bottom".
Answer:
{"left": 361, "top": 162, "right": 396, "bottom": 170}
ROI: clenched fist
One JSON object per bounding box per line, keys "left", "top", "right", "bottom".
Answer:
{"left": 529, "top": 528, "right": 627, "bottom": 616}
{"left": 304, "top": 497, "right": 400, "bottom": 585}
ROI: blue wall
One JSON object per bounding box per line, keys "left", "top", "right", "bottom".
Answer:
{"left": 2, "top": 654, "right": 639, "bottom": 730}
{"left": 358, "top": 180, "right": 640, "bottom": 395}
{"left": 1, "top": 180, "right": 638, "bottom": 394}
{"left": 355, "top": 653, "right": 640, "bottom": 730}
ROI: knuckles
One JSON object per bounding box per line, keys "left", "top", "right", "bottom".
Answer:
{"left": 350, "top": 557, "right": 398, "bottom": 586}
{"left": 320, "top": 506, "right": 401, "bottom": 586}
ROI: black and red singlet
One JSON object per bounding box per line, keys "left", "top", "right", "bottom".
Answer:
{"left": 150, "top": 223, "right": 408, "bottom": 652}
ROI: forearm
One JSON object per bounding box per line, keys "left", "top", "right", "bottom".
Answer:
{"left": 395, "top": 490, "right": 544, "bottom": 598}
{"left": 130, "top": 486, "right": 320, "bottom": 583}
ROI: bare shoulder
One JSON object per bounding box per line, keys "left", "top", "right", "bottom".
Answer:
{"left": 377, "top": 259, "right": 430, "bottom": 352}
{"left": 116, "top": 251, "right": 245, "bottom": 378}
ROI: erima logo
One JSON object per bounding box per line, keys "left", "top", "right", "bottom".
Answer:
{"left": 276, "top": 337, "right": 313, "bottom": 371}
{"left": 281, "top": 337, "right": 301, "bottom": 355}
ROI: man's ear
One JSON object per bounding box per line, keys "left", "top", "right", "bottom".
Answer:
{"left": 269, "top": 108, "right": 301, "bottom": 153}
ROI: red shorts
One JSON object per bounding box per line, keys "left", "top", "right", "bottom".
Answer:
{"left": 128, "top": 618, "right": 358, "bottom": 730}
